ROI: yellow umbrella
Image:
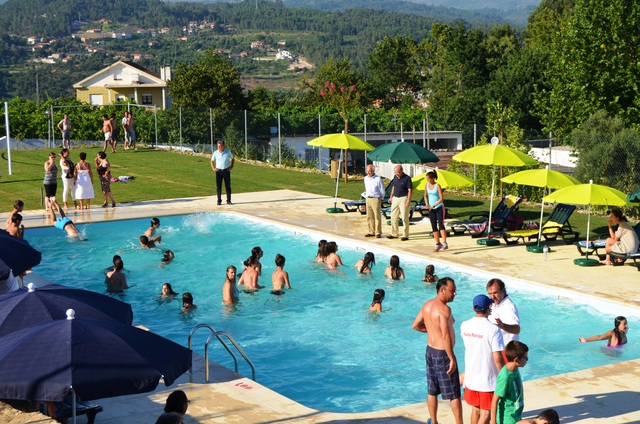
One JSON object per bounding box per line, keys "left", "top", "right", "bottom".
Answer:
{"left": 307, "top": 133, "right": 375, "bottom": 213}
{"left": 412, "top": 169, "right": 475, "bottom": 190}
{"left": 501, "top": 167, "right": 580, "bottom": 251}
{"left": 542, "top": 180, "right": 629, "bottom": 265}
{"left": 452, "top": 144, "right": 538, "bottom": 245}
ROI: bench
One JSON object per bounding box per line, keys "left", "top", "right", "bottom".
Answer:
{"left": 43, "top": 398, "right": 103, "bottom": 424}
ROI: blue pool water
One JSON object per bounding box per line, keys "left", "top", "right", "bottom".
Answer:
{"left": 26, "top": 213, "right": 639, "bottom": 413}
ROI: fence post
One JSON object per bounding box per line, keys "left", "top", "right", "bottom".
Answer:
{"left": 209, "top": 108, "right": 214, "bottom": 154}
{"left": 473, "top": 123, "right": 477, "bottom": 196}
{"left": 154, "top": 106, "right": 158, "bottom": 148}
{"left": 244, "top": 110, "right": 248, "bottom": 161}
{"left": 364, "top": 113, "right": 368, "bottom": 165}
{"left": 5, "top": 101, "right": 12, "bottom": 175}
{"left": 179, "top": 106, "right": 183, "bottom": 154}
{"left": 277, "top": 113, "right": 281, "bottom": 166}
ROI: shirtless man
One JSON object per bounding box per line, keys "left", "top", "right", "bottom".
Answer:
{"left": 57, "top": 114, "right": 72, "bottom": 149}
{"left": 6, "top": 213, "right": 24, "bottom": 238}
{"left": 5, "top": 200, "right": 24, "bottom": 228}
{"left": 105, "top": 257, "right": 128, "bottom": 292}
{"left": 412, "top": 277, "right": 464, "bottom": 424}
{"left": 49, "top": 200, "right": 81, "bottom": 238}
{"left": 222, "top": 265, "right": 239, "bottom": 305}
{"left": 271, "top": 254, "right": 291, "bottom": 295}
{"left": 238, "top": 258, "right": 264, "bottom": 291}
{"left": 100, "top": 114, "right": 113, "bottom": 153}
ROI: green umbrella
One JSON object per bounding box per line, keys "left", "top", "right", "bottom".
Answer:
{"left": 307, "top": 133, "right": 375, "bottom": 213}
{"left": 543, "top": 180, "right": 629, "bottom": 265}
{"left": 368, "top": 142, "right": 439, "bottom": 164}
{"left": 412, "top": 169, "right": 475, "bottom": 190}
{"left": 501, "top": 167, "right": 580, "bottom": 251}
{"left": 453, "top": 144, "right": 538, "bottom": 245}
{"left": 628, "top": 189, "right": 640, "bottom": 203}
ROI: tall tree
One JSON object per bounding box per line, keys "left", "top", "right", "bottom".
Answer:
{"left": 168, "top": 51, "right": 245, "bottom": 110}
{"left": 532, "top": 0, "right": 640, "bottom": 140}
{"left": 367, "top": 36, "right": 421, "bottom": 108}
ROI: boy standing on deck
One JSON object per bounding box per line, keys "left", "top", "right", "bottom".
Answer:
{"left": 491, "top": 340, "right": 529, "bottom": 424}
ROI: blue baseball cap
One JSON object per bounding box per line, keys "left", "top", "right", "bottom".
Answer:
{"left": 473, "top": 294, "right": 494, "bottom": 311}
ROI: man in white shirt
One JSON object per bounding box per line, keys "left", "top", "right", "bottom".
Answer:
{"left": 210, "top": 139, "right": 235, "bottom": 205}
{"left": 486, "top": 278, "right": 521, "bottom": 345}
{"left": 461, "top": 294, "right": 504, "bottom": 424}
{"left": 363, "top": 164, "right": 385, "bottom": 238}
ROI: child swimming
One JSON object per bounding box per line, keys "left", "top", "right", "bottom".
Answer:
{"left": 369, "top": 288, "right": 386, "bottom": 312}
{"left": 271, "top": 253, "right": 291, "bottom": 295}
{"left": 422, "top": 264, "right": 438, "bottom": 284}
{"left": 355, "top": 252, "right": 375, "bottom": 274}
{"left": 579, "top": 316, "right": 628, "bottom": 347}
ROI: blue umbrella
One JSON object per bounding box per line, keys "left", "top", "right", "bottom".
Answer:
{"left": 0, "top": 283, "right": 133, "bottom": 337}
{"left": 0, "top": 231, "right": 41, "bottom": 275}
{"left": 0, "top": 309, "right": 192, "bottom": 402}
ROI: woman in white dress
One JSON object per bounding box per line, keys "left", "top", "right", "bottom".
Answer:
{"left": 74, "top": 152, "right": 94, "bottom": 209}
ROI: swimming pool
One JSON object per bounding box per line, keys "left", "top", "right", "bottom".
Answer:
{"left": 26, "top": 213, "right": 639, "bottom": 413}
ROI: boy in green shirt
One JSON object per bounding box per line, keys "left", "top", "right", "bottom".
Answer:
{"left": 491, "top": 340, "right": 529, "bottom": 424}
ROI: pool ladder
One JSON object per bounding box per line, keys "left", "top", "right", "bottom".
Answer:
{"left": 188, "top": 324, "right": 256, "bottom": 382}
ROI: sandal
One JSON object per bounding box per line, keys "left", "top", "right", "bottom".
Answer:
{"left": 600, "top": 260, "right": 612, "bottom": 266}
{"left": 101, "top": 203, "right": 107, "bottom": 208}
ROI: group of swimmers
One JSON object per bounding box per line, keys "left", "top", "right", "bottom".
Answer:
{"left": 157, "top": 282, "right": 197, "bottom": 313}
{"left": 314, "top": 239, "right": 440, "bottom": 312}
{"left": 222, "top": 246, "right": 292, "bottom": 304}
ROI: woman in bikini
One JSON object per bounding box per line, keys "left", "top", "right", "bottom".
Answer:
{"left": 355, "top": 252, "right": 375, "bottom": 274}
{"left": 579, "top": 316, "right": 628, "bottom": 347}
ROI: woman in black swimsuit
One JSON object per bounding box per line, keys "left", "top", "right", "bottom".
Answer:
{"left": 95, "top": 151, "right": 116, "bottom": 207}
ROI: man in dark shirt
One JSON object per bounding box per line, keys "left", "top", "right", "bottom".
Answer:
{"left": 387, "top": 165, "right": 412, "bottom": 240}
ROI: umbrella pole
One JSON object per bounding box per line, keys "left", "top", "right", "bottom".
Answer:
{"left": 486, "top": 167, "right": 496, "bottom": 238}
{"left": 537, "top": 202, "right": 545, "bottom": 245}
{"left": 477, "top": 166, "right": 500, "bottom": 246}
{"left": 327, "top": 150, "right": 345, "bottom": 213}
{"left": 585, "top": 206, "right": 592, "bottom": 260}
{"left": 72, "top": 388, "right": 77, "bottom": 424}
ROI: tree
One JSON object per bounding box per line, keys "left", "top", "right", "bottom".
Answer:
{"left": 168, "top": 51, "right": 245, "bottom": 110}
{"left": 367, "top": 36, "right": 421, "bottom": 108}
{"left": 532, "top": 0, "right": 640, "bottom": 140}
{"left": 571, "top": 111, "right": 640, "bottom": 192}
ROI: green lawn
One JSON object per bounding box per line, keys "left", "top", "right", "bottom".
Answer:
{"left": 0, "top": 147, "right": 612, "bottom": 238}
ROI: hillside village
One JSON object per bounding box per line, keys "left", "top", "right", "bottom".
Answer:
{"left": 25, "top": 18, "right": 303, "bottom": 68}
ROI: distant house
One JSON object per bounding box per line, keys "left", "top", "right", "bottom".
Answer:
{"left": 251, "top": 41, "right": 264, "bottom": 49}
{"left": 27, "top": 36, "right": 38, "bottom": 45}
{"left": 73, "top": 60, "right": 172, "bottom": 110}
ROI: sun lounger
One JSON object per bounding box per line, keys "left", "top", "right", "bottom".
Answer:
{"left": 574, "top": 239, "right": 607, "bottom": 256}
{"left": 342, "top": 183, "right": 393, "bottom": 214}
{"left": 503, "top": 203, "right": 580, "bottom": 245}
{"left": 43, "top": 398, "right": 103, "bottom": 424}
{"left": 449, "top": 194, "right": 523, "bottom": 236}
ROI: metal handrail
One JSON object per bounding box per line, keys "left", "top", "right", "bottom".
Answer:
{"left": 205, "top": 330, "right": 256, "bottom": 382}
{"left": 187, "top": 323, "right": 217, "bottom": 373}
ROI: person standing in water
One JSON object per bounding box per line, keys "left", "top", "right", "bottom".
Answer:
{"left": 271, "top": 254, "right": 291, "bottom": 295}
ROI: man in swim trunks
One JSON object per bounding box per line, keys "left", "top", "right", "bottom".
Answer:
{"left": 412, "top": 277, "right": 463, "bottom": 424}
{"left": 100, "top": 114, "right": 113, "bottom": 153}
{"left": 49, "top": 200, "right": 80, "bottom": 238}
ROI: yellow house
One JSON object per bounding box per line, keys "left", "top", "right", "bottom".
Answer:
{"left": 73, "top": 60, "right": 171, "bottom": 109}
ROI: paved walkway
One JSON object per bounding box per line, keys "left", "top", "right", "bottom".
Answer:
{"left": 12, "top": 190, "right": 640, "bottom": 423}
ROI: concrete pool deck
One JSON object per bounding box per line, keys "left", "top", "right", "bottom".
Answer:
{"left": 12, "top": 189, "right": 640, "bottom": 423}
